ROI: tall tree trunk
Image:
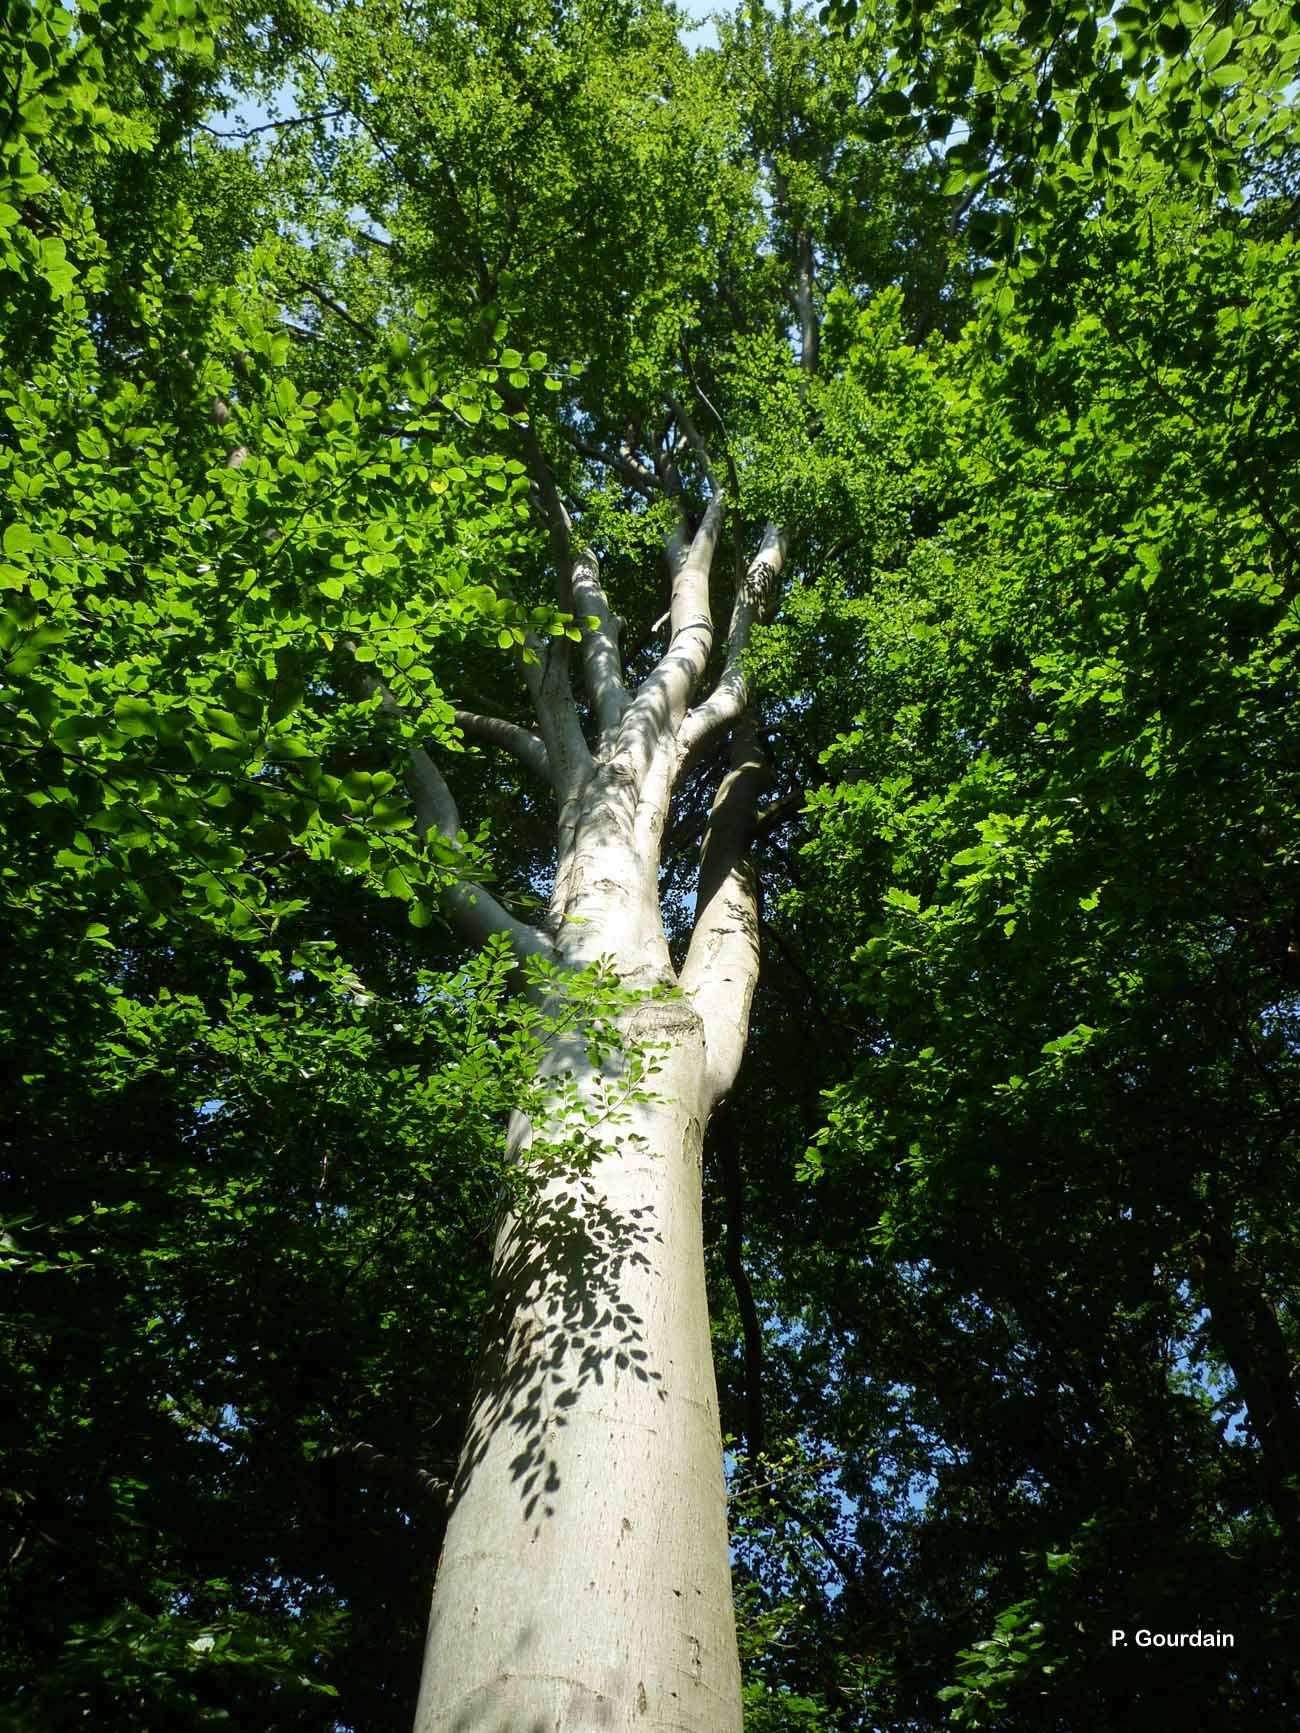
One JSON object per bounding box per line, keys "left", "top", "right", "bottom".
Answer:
{"left": 414, "top": 997, "right": 741, "bottom": 1731}
{"left": 399, "top": 450, "right": 789, "bottom": 1726}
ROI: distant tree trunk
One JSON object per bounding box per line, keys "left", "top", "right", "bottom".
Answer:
{"left": 1195, "top": 1222, "right": 1300, "bottom": 1553}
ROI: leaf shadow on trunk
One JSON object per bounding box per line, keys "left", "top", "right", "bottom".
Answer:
{"left": 447, "top": 1173, "right": 667, "bottom": 1534}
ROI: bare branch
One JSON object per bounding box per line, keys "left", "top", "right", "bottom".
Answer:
{"left": 770, "top": 163, "right": 820, "bottom": 383}
{"left": 509, "top": 414, "right": 594, "bottom": 796}
{"left": 622, "top": 493, "right": 726, "bottom": 759}
{"left": 360, "top": 665, "right": 554, "bottom": 961}
{"left": 555, "top": 425, "right": 664, "bottom": 497}
{"left": 575, "top": 499, "right": 724, "bottom": 866}
{"left": 290, "top": 278, "right": 373, "bottom": 338}
{"left": 317, "top": 1441, "right": 450, "bottom": 1509}
{"left": 199, "top": 108, "right": 345, "bottom": 140}
{"left": 516, "top": 413, "right": 575, "bottom": 587}
{"left": 403, "top": 742, "right": 552, "bottom": 958}
{"left": 796, "top": 230, "right": 819, "bottom": 377}
{"left": 667, "top": 396, "right": 717, "bottom": 496}
{"left": 652, "top": 414, "right": 688, "bottom": 506}
{"left": 453, "top": 709, "right": 550, "bottom": 784}
{"left": 515, "top": 639, "right": 592, "bottom": 803}
{"left": 570, "top": 549, "right": 629, "bottom": 747}
{"left": 755, "top": 785, "right": 802, "bottom": 842}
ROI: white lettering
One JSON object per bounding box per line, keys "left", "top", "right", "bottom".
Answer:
{"left": 1133, "top": 1630, "right": 1235, "bottom": 1649}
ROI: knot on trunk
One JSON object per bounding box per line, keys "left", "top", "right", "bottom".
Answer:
{"left": 622, "top": 995, "right": 706, "bottom": 1045}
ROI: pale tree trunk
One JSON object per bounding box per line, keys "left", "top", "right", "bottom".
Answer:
{"left": 220, "top": 229, "right": 811, "bottom": 1714}
{"left": 415, "top": 998, "right": 737, "bottom": 1731}
{"left": 403, "top": 195, "right": 817, "bottom": 1717}
{"left": 402, "top": 425, "right": 791, "bottom": 1727}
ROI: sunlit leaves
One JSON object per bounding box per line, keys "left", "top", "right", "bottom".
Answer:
{"left": 826, "top": 0, "right": 1300, "bottom": 260}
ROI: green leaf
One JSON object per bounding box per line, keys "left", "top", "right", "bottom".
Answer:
{"left": 3, "top": 523, "right": 35, "bottom": 557}
{"left": 1202, "top": 24, "right": 1236, "bottom": 67}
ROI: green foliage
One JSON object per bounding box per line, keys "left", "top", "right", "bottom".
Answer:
{"left": 826, "top": 0, "right": 1300, "bottom": 236}
{"left": 742, "top": 166, "right": 1300, "bottom": 1733}
{"left": 936, "top": 1601, "right": 1054, "bottom": 1729}
{"left": 5, "top": 0, "right": 1300, "bottom": 1727}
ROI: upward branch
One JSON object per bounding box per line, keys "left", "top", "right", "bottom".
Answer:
{"left": 453, "top": 709, "right": 549, "bottom": 784}
{"left": 675, "top": 524, "right": 787, "bottom": 781}
{"left": 680, "top": 707, "right": 770, "bottom": 1110}
{"left": 571, "top": 549, "right": 629, "bottom": 751}
{"left": 363, "top": 670, "right": 554, "bottom": 962}
{"left": 513, "top": 415, "right": 594, "bottom": 797}
{"left": 615, "top": 493, "right": 727, "bottom": 797}
{"left": 796, "top": 229, "right": 819, "bottom": 378}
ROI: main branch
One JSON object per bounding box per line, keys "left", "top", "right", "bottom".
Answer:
{"left": 676, "top": 524, "right": 787, "bottom": 781}
{"left": 680, "top": 708, "right": 769, "bottom": 1109}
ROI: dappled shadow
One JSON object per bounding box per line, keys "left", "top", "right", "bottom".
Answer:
{"left": 447, "top": 1136, "right": 670, "bottom": 1537}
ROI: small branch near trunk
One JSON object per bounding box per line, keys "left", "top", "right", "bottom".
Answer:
{"left": 755, "top": 787, "right": 802, "bottom": 843}
{"left": 401, "top": 742, "right": 546, "bottom": 954}
{"left": 403, "top": 735, "right": 553, "bottom": 958}
{"left": 555, "top": 424, "right": 664, "bottom": 497}
{"left": 358, "top": 660, "right": 554, "bottom": 961}
{"left": 759, "top": 913, "right": 869, "bottom": 1054}
{"left": 316, "top": 1440, "right": 450, "bottom": 1511}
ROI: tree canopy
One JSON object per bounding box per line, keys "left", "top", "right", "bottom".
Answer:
{"left": 2, "top": 0, "right": 1298, "bottom": 1727}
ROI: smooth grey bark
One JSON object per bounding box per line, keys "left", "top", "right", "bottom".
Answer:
{"left": 414, "top": 1001, "right": 740, "bottom": 1732}
{"left": 410, "top": 463, "right": 788, "bottom": 1728}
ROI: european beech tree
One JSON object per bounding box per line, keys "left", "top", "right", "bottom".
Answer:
{"left": 4, "top": 0, "right": 1300, "bottom": 1728}
{"left": 251, "top": 5, "right": 921, "bottom": 1723}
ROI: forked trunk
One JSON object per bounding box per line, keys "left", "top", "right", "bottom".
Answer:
{"left": 400, "top": 451, "right": 785, "bottom": 1727}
